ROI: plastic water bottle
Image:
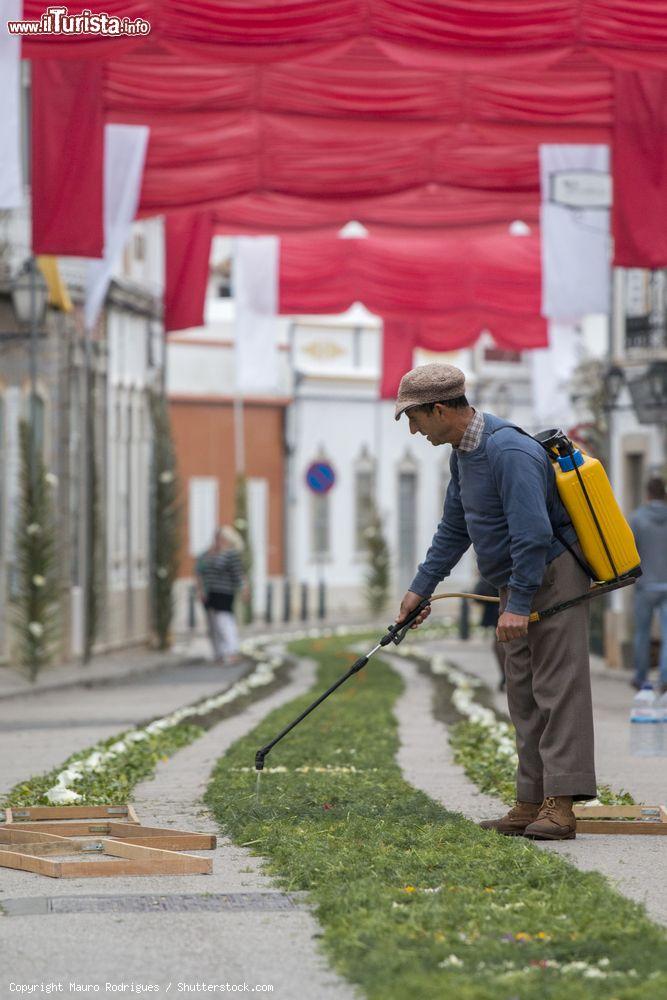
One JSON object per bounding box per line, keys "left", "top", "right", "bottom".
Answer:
{"left": 630, "top": 684, "right": 661, "bottom": 757}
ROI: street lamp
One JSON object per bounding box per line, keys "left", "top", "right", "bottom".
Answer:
{"left": 11, "top": 257, "right": 49, "bottom": 329}
{"left": 11, "top": 258, "right": 49, "bottom": 488}
{"left": 603, "top": 361, "right": 667, "bottom": 425}
{"left": 602, "top": 365, "right": 625, "bottom": 409}
{"left": 647, "top": 361, "right": 667, "bottom": 406}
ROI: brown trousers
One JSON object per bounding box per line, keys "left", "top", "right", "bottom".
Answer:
{"left": 499, "top": 547, "right": 597, "bottom": 802}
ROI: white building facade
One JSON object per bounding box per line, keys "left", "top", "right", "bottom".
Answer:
{"left": 286, "top": 313, "right": 538, "bottom": 615}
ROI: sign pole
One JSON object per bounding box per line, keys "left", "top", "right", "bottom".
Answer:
{"left": 305, "top": 461, "right": 336, "bottom": 621}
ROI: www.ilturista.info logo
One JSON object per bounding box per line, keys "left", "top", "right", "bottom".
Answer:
{"left": 7, "top": 5, "right": 151, "bottom": 36}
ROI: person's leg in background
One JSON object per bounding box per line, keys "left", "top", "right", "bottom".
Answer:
{"left": 206, "top": 610, "right": 216, "bottom": 658}
{"left": 633, "top": 589, "right": 655, "bottom": 689}
{"left": 206, "top": 608, "right": 225, "bottom": 662}
{"left": 658, "top": 594, "right": 667, "bottom": 692}
{"left": 218, "top": 610, "right": 240, "bottom": 663}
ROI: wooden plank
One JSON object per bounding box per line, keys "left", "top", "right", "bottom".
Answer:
{"left": 4, "top": 821, "right": 216, "bottom": 849}
{"left": 0, "top": 828, "right": 78, "bottom": 846}
{"left": 0, "top": 841, "right": 211, "bottom": 877}
{"left": 573, "top": 805, "right": 663, "bottom": 820}
{"left": 104, "top": 823, "right": 216, "bottom": 850}
{"left": 57, "top": 858, "right": 211, "bottom": 878}
{"left": 101, "top": 839, "right": 212, "bottom": 874}
{"left": 4, "top": 822, "right": 216, "bottom": 848}
{"left": 0, "top": 840, "right": 99, "bottom": 856}
{"left": 0, "top": 850, "right": 61, "bottom": 877}
{"left": 111, "top": 834, "right": 216, "bottom": 851}
{"left": 5, "top": 805, "right": 140, "bottom": 824}
{"left": 4, "top": 821, "right": 114, "bottom": 836}
{"left": 576, "top": 820, "right": 667, "bottom": 835}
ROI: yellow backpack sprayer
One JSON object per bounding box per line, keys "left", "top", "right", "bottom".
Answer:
{"left": 533, "top": 428, "right": 640, "bottom": 584}
{"left": 255, "top": 428, "right": 641, "bottom": 771}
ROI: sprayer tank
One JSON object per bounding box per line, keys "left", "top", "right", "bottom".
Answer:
{"left": 552, "top": 451, "right": 640, "bottom": 582}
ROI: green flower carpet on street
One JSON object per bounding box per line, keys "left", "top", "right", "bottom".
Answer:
{"left": 206, "top": 635, "right": 667, "bottom": 1000}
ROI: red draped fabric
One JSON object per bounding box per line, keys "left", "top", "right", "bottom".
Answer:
{"left": 27, "top": 4, "right": 667, "bottom": 287}
{"left": 208, "top": 189, "right": 540, "bottom": 235}
{"left": 21, "top": 2, "right": 667, "bottom": 71}
{"left": 612, "top": 71, "right": 667, "bottom": 267}
{"left": 26, "top": 21, "right": 621, "bottom": 243}
{"left": 165, "top": 221, "right": 546, "bottom": 339}
{"left": 381, "top": 321, "right": 419, "bottom": 399}
{"left": 278, "top": 231, "right": 542, "bottom": 318}
{"left": 380, "top": 311, "right": 547, "bottom": 398}
{"left": 164, "top": 212, "right": 215, "bottom": 332}
{"left": 31, "top": 60, "right": 104, "bottom": 257}
{"left": 102, "top": 47, "right": 610, "bottom": 219}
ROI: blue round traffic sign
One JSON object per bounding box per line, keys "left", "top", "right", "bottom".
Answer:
{"left": 306, "top": 462, "right": 336, "bottom": 494}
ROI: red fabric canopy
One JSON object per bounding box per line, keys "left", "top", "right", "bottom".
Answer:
{"left": 22, "top": 1, "right": 667, "bottom": 70}
{"left": 380, "top": 312, "right": 547, "bottom": 398}
{"left": 26, "top": 4, "right": 665, "bottom": 275}
{"left": 209, "top": 189, "right": 540, "bottom": 235}
{"left": 33, "top": 38, "right": 615, "bottom": 248}
{"left": 165, "top": 222, "right": 545, "bottom": 337}
{"left": 31, "top": 60, "right": 104, "bottom": 256}
{"left": 278, "top": 230, "right": 542, "bottom": 318}
{"left": 102, "top": 45, "right": 610, "bottom": 220}
{"left": 612, "top": 70, "right": 667, "bottom": 267}
{"left": 164, "top": 212, "right": 215, "bottom": 333}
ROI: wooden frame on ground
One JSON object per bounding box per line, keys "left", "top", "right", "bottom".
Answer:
{"left": 0, "top": 829, "right": 212, "bottom": 878}
{"left": 574, "top": 805, "right": 667, "bottom": 835}
{"left": 3, "top": 805, "right": 140, "bottom": 824}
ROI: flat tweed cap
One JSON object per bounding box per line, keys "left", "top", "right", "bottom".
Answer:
{"left": 394, "top": 363, "right": 466, "bottom": 420}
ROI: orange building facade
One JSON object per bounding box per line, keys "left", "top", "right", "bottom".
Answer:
{"left": 170, "top": 394, "right": 288, "bottom": 583}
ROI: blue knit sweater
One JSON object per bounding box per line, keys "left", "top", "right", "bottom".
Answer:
{"left": 410, "top": 412, "right": 578, "bottom": 615}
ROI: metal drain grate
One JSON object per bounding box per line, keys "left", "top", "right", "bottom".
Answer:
{"left": 1, "top": 892, "right": 304, "bottom": 916}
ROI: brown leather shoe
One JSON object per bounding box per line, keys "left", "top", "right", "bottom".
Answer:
{"left": 524, "top": 796, "right": 576, "bottom": 840}
{"left": 479, "top": 800, "right": 541, "bottom": 836}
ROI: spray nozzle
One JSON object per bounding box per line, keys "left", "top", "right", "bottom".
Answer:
{"left": 255, "top": 750, "right": 266, "bottom": 772}
{"left": 381, "top": 598, "right": 431, "bottom": 646}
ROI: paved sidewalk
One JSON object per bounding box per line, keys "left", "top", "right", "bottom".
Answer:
{"left": 0, "top": 637, "right": 211, "bottom": 702}
{"left": 0, "top": 614, "right": 378, "bottom": 702}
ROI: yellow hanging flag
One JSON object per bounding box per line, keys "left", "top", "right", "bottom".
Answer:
{"left": 36, "top": 256, "right": 73, "bottom": 313}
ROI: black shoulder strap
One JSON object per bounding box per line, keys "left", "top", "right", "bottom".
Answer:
{"left": 488, "top": 423, "right": 593, "bottom": 580}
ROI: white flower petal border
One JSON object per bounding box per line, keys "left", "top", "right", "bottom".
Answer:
{"left": 391, "top": 643, "right": 520, "bottom": 767}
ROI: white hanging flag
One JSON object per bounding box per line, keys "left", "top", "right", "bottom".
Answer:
{"left": 530, "top": 321, "right": 581, "bottom": 428}
{"left": 85, "top": 124, "right": 149, "bottom": 330}
{"left": 234, "top": 236, "right": 280, "bottom": 392}
{"left": 0, "top": 0, "right": 23, "bottom": 207}
{"left": 540, "top": 145, "right": 611, "bottom": 320}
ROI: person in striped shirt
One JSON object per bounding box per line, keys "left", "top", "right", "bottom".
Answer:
{"left": 195, "top": 526, "right": 248, "bottom": 664}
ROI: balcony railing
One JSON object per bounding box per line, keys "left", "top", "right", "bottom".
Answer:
{"left": 625, "top": 316, "right": 667, "bottom": 355}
